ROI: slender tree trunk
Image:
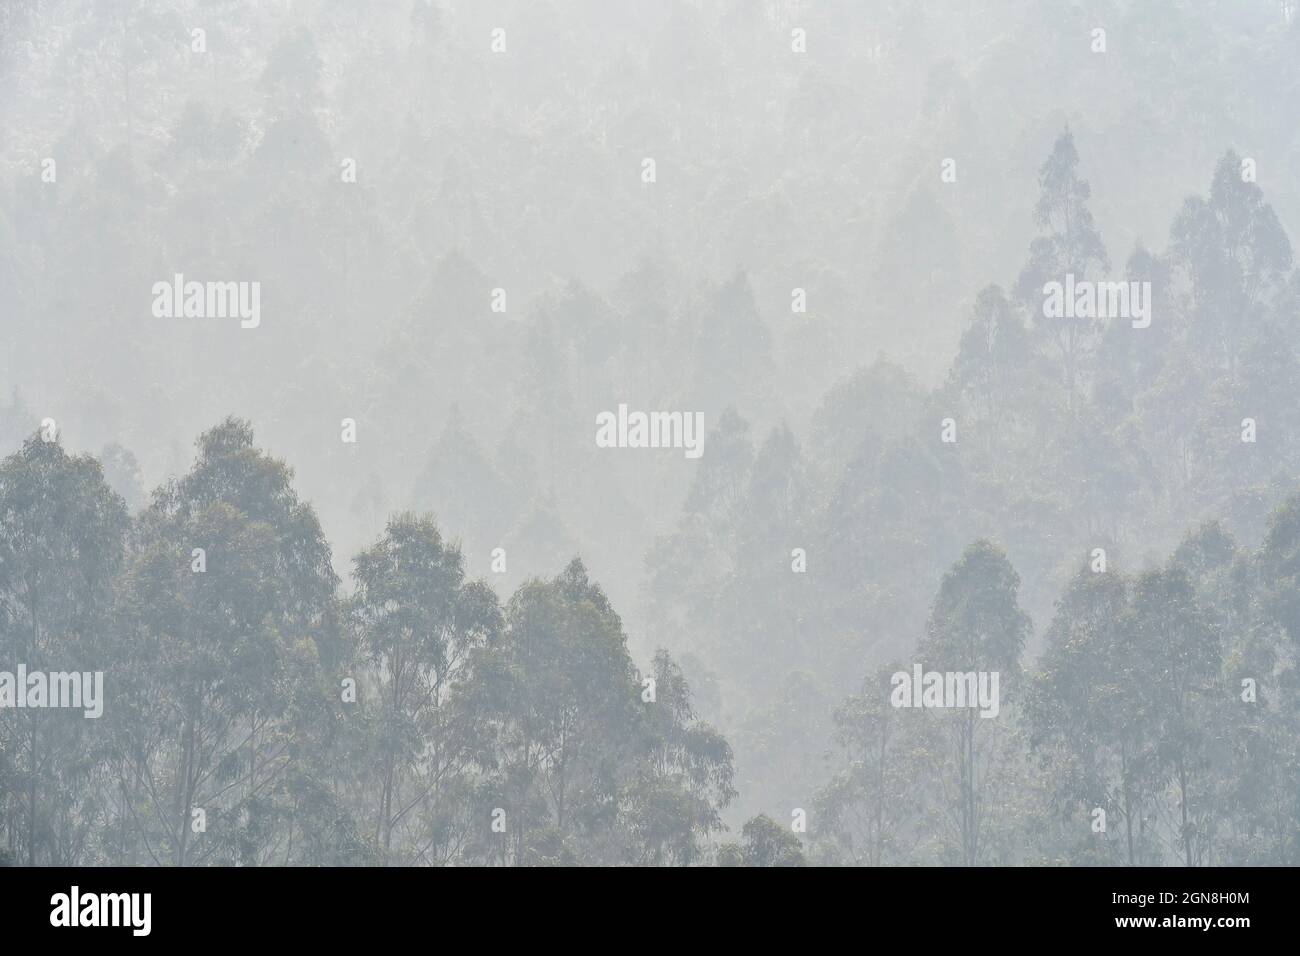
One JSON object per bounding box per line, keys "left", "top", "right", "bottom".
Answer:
{"left": 874, "top": 731, "right": 887, "bottom": 866}
{"left": 556, "top": 728, "right": 568, "bottom": 833}
{"left": 965, "top": 711, "right": 976, "bottom": 865}
{"left": 175, "top": 698, "right": 197, "bottom": 867}
{"left": 381, "top": 755, "right": 394, "bottom": 862}
{"left": 1178, "top": 759, "right": 1193, "bottom": 866}
{"left": 1121, "top": 744, "right": 1135, "bottom": 865}
{"left": 27, "top": 720, "right": 37, "bottom": 866}
{"left": 27, "top": 591, "right": 39, "bottom": 866}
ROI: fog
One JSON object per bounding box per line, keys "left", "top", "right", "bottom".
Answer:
{"left": 1, "top": 0, "right": 1298, "bottom": 866}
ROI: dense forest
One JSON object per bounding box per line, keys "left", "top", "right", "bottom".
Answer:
{"left": 2, "top": 1, "right": 1299, "bottom": 866}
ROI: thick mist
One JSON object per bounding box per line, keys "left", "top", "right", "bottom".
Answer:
{"left": 2, "top": 1, "right": 1299, "bottom": 867}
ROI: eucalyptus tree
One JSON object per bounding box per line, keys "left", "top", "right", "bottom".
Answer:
{"left": 1169, "top": 150, "right": 1293, "bottom": 373}
{"left": 112, "top": 418, "right": 348, "bottom": 866}
{"left": 1030, "top": 567, "right": 1159, "bottom": 865}
{"left": 620, "top": 649, "right": 735, "bottom": 866}
{"left": 350, "top": 512, "right": 501, "bottom": 864}
{"left": 461, "top": 559, "right": 642, "bottom": 865}
{"left": 1128, "top": 566, "right": 1221, "bottom": 866}
{"left": 0, "top": 432, "right": 128, "bottom": 865}
{"left": 1015, "top": 129, "right": 1109, "bottom": 410}
{"left": 918, "top": 540, "right": 1031, "bottom": 865}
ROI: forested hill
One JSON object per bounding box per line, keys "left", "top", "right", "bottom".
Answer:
{"left": 2, "top": 1, "right": 1299, "bottom": 866}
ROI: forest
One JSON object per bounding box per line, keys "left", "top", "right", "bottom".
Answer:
{"left": 2, "top": 1, "right": 1299, "bottom": 866}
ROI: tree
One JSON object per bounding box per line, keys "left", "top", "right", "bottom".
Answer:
{"left": 1016, "top": 129, "right": 1109, "bottom": 410}
{"left": 919, "top": 540, "right": 1030, "bottom": 865}
{"left": 950, "top": 284, "right": 1031, "bottom": 433}
{"left": 621, "top": 650, "right": 735, "bottom": 865}
{"left": 350, "top": 512, "right": 500, "bottom": 863}
{"left": 1169, "top": 150, "right": 1292, "bottom": 372}
{"left": 411, "top": 408, "right": 516, "bottom": 564}
{"left": 1259, "top": 493, "right": 1300, "bottom": 645}
{"left": 1129, "top": 566, "right": 1220, "bottom": 865}
{"left": 815, "top": 664, "right": 927, "bottom": 865}
{"left": 1030, "top": 567, "right": 1159, "bottom": 864}
{"left": 0, "top": 433, "right": 128, "bottom": 865}
{"left": 112, "top": 418, "right": 349, "bottom": 866}
{"left": 463, "top": 559, "right": 642, "bottom": 865}
{"left": 716, "top": 814, "right": 805, "bottom": 866}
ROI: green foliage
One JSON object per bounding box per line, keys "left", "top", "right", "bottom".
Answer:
{"left": 0, "top": 433, "right": 128, "bottom": 865}
{"left": 716, "top": 814, "right": 805, "bottom": 867}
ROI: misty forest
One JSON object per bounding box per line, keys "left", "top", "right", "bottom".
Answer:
{"left": 2, "top": 1, "right": 1299, "bottom": 867}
